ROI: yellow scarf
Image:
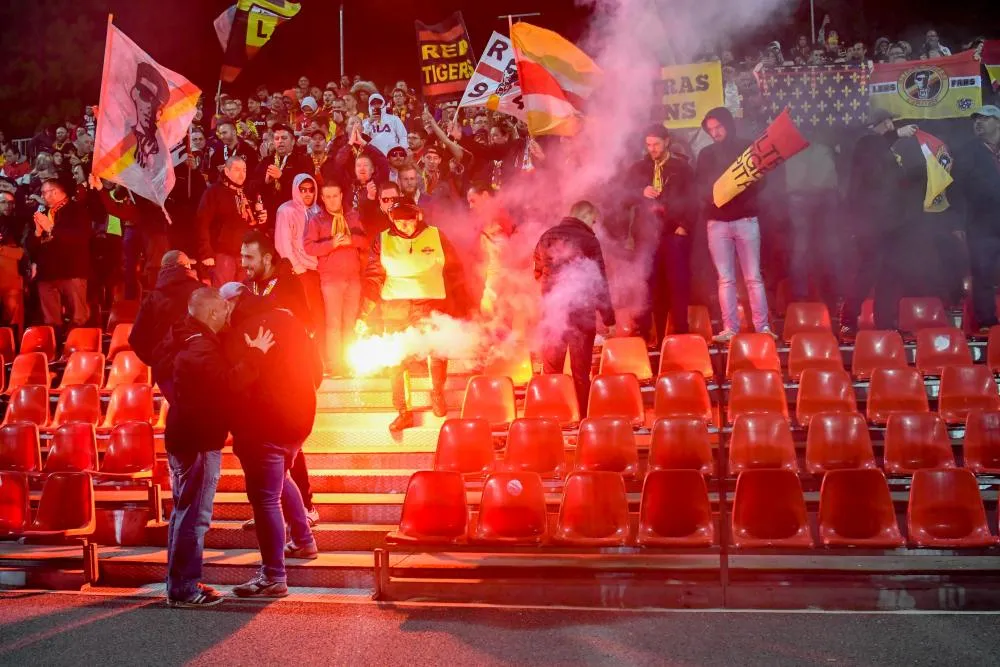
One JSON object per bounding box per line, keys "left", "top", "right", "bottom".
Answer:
{"left": 330, "top": 210, "right": 350, "bottom": 239}
{"left": 652, "top": 157, "right": 669, "bottom": 194}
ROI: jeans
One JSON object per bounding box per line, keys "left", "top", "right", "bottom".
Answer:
{"left": 320, "top": 278, "right": 361, "bottom": 375}
{"left": 211, "top": 252, "right": 243, "bottom": 288}
{"left": 787, "top": 191, "right": 843, "bottom": 308}
{"left": 238, "top": 442, "right": 315, "bottom": 582}
{"left": 542, "top": 319, "right": 596, "bottom": 417}
{"left": 707, "top": 217, "right": 769, "bottom": 332}
{"left": 37, "top": 278, "right": 90, "bottom": 327}
{"left": 166, "top": 449, "right": 222, "bottom": 601}
{"left": 969, "top": 233, "right": 1000, "bottom": 328}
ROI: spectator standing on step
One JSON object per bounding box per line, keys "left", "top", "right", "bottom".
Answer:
{"left": 196, "top": 156, "right": 266, "bottom": 287}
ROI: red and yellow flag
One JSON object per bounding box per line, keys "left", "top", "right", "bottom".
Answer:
{"left": 915, "top": 130, "right": 954, "bottom": 213}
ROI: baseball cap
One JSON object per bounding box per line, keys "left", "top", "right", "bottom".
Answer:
{"left": 867, "top": 108, "right": 897, "bottom": 126}
{"left": 219, "top": 282, "right": 247, "bottom": 301}
{"left": 300, "top": 96, "right": 318, "bottom": 112}
{"left": 971, "top": 105, "right": 1000, "bottom": 119}
{"left": 388, "top": 201, "right": 421, "bottom": 221}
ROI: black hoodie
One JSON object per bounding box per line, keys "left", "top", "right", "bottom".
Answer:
{"left": 129, "top": 262, "right": 202, "bottom": 369}
{"left": 244, "top": 257, "right": 311, "bottom": 328}
{"left": 695, "top": 107, "right": 760, "bottom": 222}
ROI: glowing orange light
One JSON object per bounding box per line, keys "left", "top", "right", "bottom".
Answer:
{"left": 347, "top": 333, "right": 409, "bottom": 377}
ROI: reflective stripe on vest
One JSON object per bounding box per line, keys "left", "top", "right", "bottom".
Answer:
{"left": 380, "top": 226, "right": 446, "bottom": 301}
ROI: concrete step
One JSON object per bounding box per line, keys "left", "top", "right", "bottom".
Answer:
{"left": 216, "top": 469, "right": 416, "bottom": 494}
{"left": 146, "top": 521, "right": 391, "bottom": 551}
{"left": 165, "top": 492, "right": 407, "bottom": 523}
{"left": 319, "top": 389, "right": 464, "bottom": 411}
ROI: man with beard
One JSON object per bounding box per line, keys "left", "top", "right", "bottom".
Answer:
{"left": 207, "top": 121, "right": 258, "bottom": 184}
{"left": 252, "top": 124, "right": 313, "bottom": 224}
{"left": 196, "top": 156, "right": 266, "bottom": 287}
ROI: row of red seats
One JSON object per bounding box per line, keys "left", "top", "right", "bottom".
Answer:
{"left": 1, "top": 384, "right": 164, "bottom": 432}
{"left": 0, "top": 421, "right": 156, "bottom": 477}
{"left": 0, "top": 471, "right": 96, "bottom": 538}
{"left": 0, "top": 350, "right": 149, "bottom": 396}
{"left": 389, "top": 467, "right": 998, "bottom": 548}
{"left": 2, "top": 310, "right": 137, "bottom": 364}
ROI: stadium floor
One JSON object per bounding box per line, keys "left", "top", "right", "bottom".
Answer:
{"left": 0, "top": 589, "right": 998, "bottom": 666}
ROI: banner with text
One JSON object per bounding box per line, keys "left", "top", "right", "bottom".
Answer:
{"left": 659, "top": 61, "right": 724, "bottom": 129}
{"left": 415, "top": 12, "right": 476, "bottom": 105}
{"left": 869, "top": 50, "right": 982, "bottom": 120}
{"left": 459, "top": 31, "right": 526, "bottom": 122}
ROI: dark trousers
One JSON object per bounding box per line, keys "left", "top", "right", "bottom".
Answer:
{"left": 970, "top": 233, "right": 1000, "bottom": 328}
{"left": 542, "top": 321, "right": 596, "bottom": 417}
{"left": 384, "top": 299, "right": 447, "bottom": 411}
{"left": 123, "top": 226, "right": 142, "bottom": 300}
{"left": 37, "top": 278, "right": 89, "bottom": 328}
{"left": 841, "top": 230, "right": 910, "bottom": 331}
{"left": 289, "top": 449, "right": 313, "bottom": 511}
{"left": 166, "top": 450, "right": 221, "bottom": 601}
{"left": 638, "top": 233, "right": 691, "bottom": 341}
{"left": 788, "top": 191, "right": 843, "bottom": 309}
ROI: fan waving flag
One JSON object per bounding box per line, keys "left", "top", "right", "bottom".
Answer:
{"left": 510, "top": 22, "right": 602, "bottom": 136}
{"left": 915, "top": 130, "right": 954, "bottom": 213}
{"left": 92, "top": 20, "right": 200, "bottom": 210}
{"left": 216, "top": 1, "right": 301, "bottom": 83}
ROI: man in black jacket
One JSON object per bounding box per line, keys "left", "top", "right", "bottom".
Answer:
{"left": 251, "top": 124, "right": 313, "bottom": 225}
{"left": 240, "top": 229, "right": 310, "bottom": 325}
{"left": 196, "top": 156, "right": 266, "bottom": 287}
{"left": 534, "top": 201, "right": 616, "bottom": 417}
{"left": 154, "top": 287, "right": 275, "bottom": 608}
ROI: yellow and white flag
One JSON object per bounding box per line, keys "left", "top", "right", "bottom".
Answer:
{"left": 92, "top": 20, "right": 200, "bottom": 209}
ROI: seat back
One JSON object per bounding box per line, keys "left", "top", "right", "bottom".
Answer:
{"left": 851, "top": 330, "right": 907, "bottom": 380}
{"left": 58, "top": 352, "right": 106, "bottom": 389}
{"left": 939, "top": 365, "right": 1000, "bottom": 424}
{"left": 731, "top": 469, "right": 812, "bottom": 548}
{"left": 503, "top": 418, "right": 566, "bottom": 477}
{"left": 61, "top": 327, "right": 102, "bottom": 359}
{"left": 858, "top": 298, "right": 875, "bottom": 330}
{"left": 3, "top": 385, "right": 49, "bottom": 427}
{"left": 30, "top": 471, "right": 95, "bottom": 535}
{"left": 473, "top": 472, "right": 547, "bottom": 543}
{"left": 598, "top": 337, "right": 652, "bottom": 381}
{"left": 725, "top": 333, "right": 780, "bottom": 379}
{"left": 637, "top": 470, "right": 714, "bottom": 546}
{"left": 106, "top": 299, "right": 140, "bottom": 334}
{"left": 795, "top": 368, "right": 856, "bottom": 426}
{"left": 653, "top": 371, "right": 713, "bottom": 423}
{"left": 0, "top": 471, "right": 30, "bottom": 535}
{"left": 964, "top": 409, "right": 1000, "bottom": 474}
{"left": 102, "top": 421, "right": 156, "bottom": 474}
{"left": 884, "top": 413, "right": 955, "bottom": 475}
{"left": 659, "top": 334, "right": 713, "bottom": 377}
{"left": 728, "top": 369, "right": 788, "bottom": 423}
{"left": 433, "top": 418, "right": 493, "bottom": 475}
{"left": 481, "top": 349, "right": 533, "bottom": 387}
{"left": 587, "top": 374, "right": 645, "bottom": 425}
{"left": 554, "top": 471, "right": 629, "bottom": 544}
{"left": 818, "top": 469, "right": 903, "bottom": 547}
{"left": 395, "top": 471, "right": 468, "bottom": 542}
{"left": 908, "top": 468, "right": 996, "bottom": 547}
{"left": 898, "top": 297, "right": 948, "bottom": 333}
{"left": 782, "top": 302, "right": 832, "bottom": 342}
{"left": 107, "top": 323, "right": 133, "bottom": 360}
{"left": 102, "top": 383, "right": 155, "bottom": 427}
{"left": 988, "top": 326, "right": 1000, "bottom": 374}
{"left": 788, "top": 332, "right": 843, "bottom": 380}
{"left": 729, "top": 413, "right": 798, "bottom": 474}
{"left": 52, "top": 384, "right": 102, "bottom": 428}
{"left": 20, "top": 326, "right": 56, "bottom": 360}
{"left": 104, "top": 351, "right": 151, "bottom": 391}
{"left": 460, "top": 375, "right": 516, "bottom": 427}
{"left": 648, "top": 417, "right": 713, "bottom": 475}
{"left": 866, "top": 367, "right": 929, "bottom": 424}
{"left": 574, "top": 417, "right": 638, "bottom": 475}
{"left": 804, "top": 412, "right": 876, "bottom": 474}
{"left": 523, "top": 374, "right": 579, "bottom": 425}
{"left": 0, "top": 423, "right": 41, "bottom": 472}
{"left": 0, "top": 327, "right": 16, "bottom": 362}
{"left": 915, "top": 327, "right": 971, "bottom": 375}
{"left": 6, "top": 353, "right": 51, "bottom": 394}
{"left": 45, "top": 423, "right": 98, "bottom": 472}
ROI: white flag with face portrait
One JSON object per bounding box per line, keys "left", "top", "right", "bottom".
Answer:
{"left": 458, "top": 31, "right": 526, "bottom": 122}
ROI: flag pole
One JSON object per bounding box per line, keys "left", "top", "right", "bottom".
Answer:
{"left": 93, "top": 14, "right": 115, "bottom": 182}
{"left": 339, "top": 3, "right": 346, "bottom": 78}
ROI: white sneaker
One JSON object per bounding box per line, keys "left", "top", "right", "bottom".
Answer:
{"left": 758, "top": 327, "right": 778, "bottom": 340}
{"left": 712, "top": 329, "right": 738, "bottom": 344}
{"left": 306, "top": 507, "right": 320, "bottom": 527}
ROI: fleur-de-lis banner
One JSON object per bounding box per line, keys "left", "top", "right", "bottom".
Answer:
{"left": 761, "top": 64, "right": 870, "bottom": 131}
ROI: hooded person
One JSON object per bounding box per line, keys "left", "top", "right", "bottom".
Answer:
{"left": 362, "top": 94, "right": 408, "bottom": 158}
{"left": 273, "top": 173, "right": 325, "bottom": 341}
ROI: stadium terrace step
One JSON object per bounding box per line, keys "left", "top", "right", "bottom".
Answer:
{"left": 145, "top": 521, "right": 393, "bottom": 551}
{"left": 221, "top": 448, "right": 435, "bottom": 470}
{"left": 216, "top": 469, "right": 417, "bottom": 494}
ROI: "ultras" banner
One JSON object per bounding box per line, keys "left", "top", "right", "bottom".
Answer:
{"left": 659, "top": 61, "right": 724, "bottom": 129}
{"left": 415, "top": 12, "right": 476, "bottom": 105}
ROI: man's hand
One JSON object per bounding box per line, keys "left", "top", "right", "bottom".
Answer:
{"left": 675, "top": 227, "right": 688, "bottom": 236}
{"left": 333, "top": 233, "right": 348, "bottom": 248}
{"left": 366, "top": 181, "right": 377, "bottom": 200}
{"left": 265, "top": 164, "right": 282, "bottom": 183}
{"left": 354, "top": 319, "right": 369, "bottom": 337}
{"left": 245, "top": 326, "right": 276, "bottom": 354}
{"left": 897, "top": 124, "right": 918, "bottom": 138}
{"left": 254, "top": 209, "right": 268, "bottom": 227}
{"left": 448, "top": 119, "right": 462, "bottom": 142}
{"left": 33, "top": 211, "right": 52, "bottom": 235}
{"left": 642, "top": 186, "right": 659, "bottom": 200}
{"left": 201, "top": 257, "right": 216, "bottom": 267}
{"left": 349, "top": 124, "right": 366, "bottom": 147}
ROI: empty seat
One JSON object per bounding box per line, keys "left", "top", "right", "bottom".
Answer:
{"left": 851, "top": 330, "right": 908, "bottom": 380}
{"left": 574, "top": 417, "right": 639, "bottom": 476}
{"left": 20, "top": 326, "right": 56, "bottom": 360}
{"left": 0, "top": 471, "right": 29, "bottom": 535}
{"left": 728, "top": 370, "right": 788, "bottom": 423}
{"left": 787, "top": 332, "right": 844, "bottom": 381}
{"left": 103, "top": 351, "right": 151, "bottom": 393}
{"left": 22, "top": 471, "right": 95, "bottom": 538}
{"left": 101, "top": 384, "right": 155, "bottom": 429}
{"left": 60, "top": 328, "right": 103, "bottom": 360}
{"left": 56, "top": 352, "right": 105, "bottom": 390}
{"left": 858, "top": 298, "right": 875, "bottom": 330}
{"left": 667, "top": 305, "right": 714, "bottom": 343}
{"left": 731, "top": 469, "right": 813, "bottom": 548}
{"left": 386, "top": 471, "right": 468, "bottom": 544}
{"left": 5, "top": 353, "right": 50, "bottom": 395}
{"left": 0, "top": 423, "right": 41, "bottom": 472}
{"left": 599, "top": 337, "right": 653, "bottom": 382}
{"left": 884, "top": 413, "right": 955, "bottom": 475}
{"left": 51, "top": 384, "right": 102, "bottom": 428}
{"left": 908, "top": 468, "right": 998, "bottom": 547}
{"left": 729, "top": 413, "right": 798, "bottom": 474}
{"left": 523, "top": 374, "right": 580, "bottom": 425}
{"left": 938, "top": 365, "right": 1000, "bottom": 424}
{"left": 637, "top": 470, "right": 715, "bottom": 547}
{"left": 501, "top": 418, "right": 566, "bottom": 477}
{"left": 964, "top": 410, "right": 1000, "bottom": 475}
{"left": 818, "top": 469, "right": 904, "bottom": 548}
{"left": 804, "top": 412, "right": 877, "bottom": 474}
{"left": 587, "top": 374, "right": 645, "bottom": 426}
{"left": 552, "top": 471, "right": 630, "bottom": 546}
{"left": 988, "top": 326, "right": 1000, "bottom": 374}
{"left": 898, "top": 297, "right": 948, "bottom": 334}
{"left": 2, "top": 385, "right": 50, "bottom": 428}
{"left": 470, "top": 472, "right": 548, "bottom": 545}
{"left": 659, "top": 334, "right": 714, "bottom": 377}
{"left": 99, "top": 422, "right": 155, "bottom": 479}
{"left": 460, "top": 375, "right": 516, "bottom": 427}
{"left": 433, "top": 418, "right": 493, "bottom": 475}
{"left": 0, "top": 327, "right": 15, "bottom": 363}
{"left": 725, "top": 333, "right": 781, "bottom": 379}
{"left": 866, "top": 367, "right": 929, "bottom": 425}
{"left": 782, "top": 302, "right": 832, "bottom": 343}
{"left": 107, "top": 323, "right": 134, "bottom": 360}
{"left": 106, "top": 299, "right": 140, "bottom": 334}
{"left": 648, "top": 416, "right": 714, "bottom": 475}
{"left": 653, "top": 371, "right": 713, "bottom": 423}
{"left": 795, "top": 368, "right": 857, "bottom": 426}
{"left": 915, "top": 328, "right": 972, "bottom": 375}
{"left": 45, "top": 423, "right": 98, "bottom": 473}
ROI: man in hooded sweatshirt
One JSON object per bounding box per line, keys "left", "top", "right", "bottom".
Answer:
{"left": 274, "top": 173, "right": 325, "bottom": 350}
{"left": 362, "top": 94, "right": 407, "bottom": 158}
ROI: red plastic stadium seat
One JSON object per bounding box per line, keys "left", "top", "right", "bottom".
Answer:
{"left": 501, "top": 418, "right": 566, "bottom": 478}
{"left": 523, "top": 374, "right": 580, "bottom": 425}
{"left": 987, "top": 325, "right": 1000, "bottom": 374}
{"left": 908, "top": 468, "right": 998, "bottom": 547}
{"left": 938, "top": 366, "right": 1000, "bottom": 424}
{"left": 964, "top": 410, "right": 1000, "bottom": 475}
{"left": 783, "top": 302, "right": 832, "bottom": 343}
{"left": 729, "top": 413, "right": 798, "bottom": 474}
{"left": 387, "top": 471, "right": 468, "bottom": 545}
{"left": 858, "top": 298, "right": 875, "bottom": 330}
{"left": 433, "top": 418, "right": 493, "bottom": 475}
{"left": 552, "top": 471, "right": 630, "bottom": 546}
{"left": 101, "top": 384, "right": 155, "bottom": 429}
{"left": 106, "top": 299, "right": 140, "bottom": 335}
{"left": 470, "top": 472, "right": 548, "bottom": 545}
{"left": 45, "top": 423, "right": 98, "bottom": 473}
{"left": 659, "top": 334, "right": 714, "bottom": 377}
{"left": 866, "top": 367, "right": 929, "bottom": 425}
{"left": 725, "top": 333, "right": 780, "bottom": 379}
{"left": 884, "top": 413, "right": 955, "bottom": 475}
{"left": 795, "top": 368, "right": 857, "bottom": 426}
{"left": 56, "top": 352, "right": 105, "bottom": 391}
{"left": 60, "top": 328, "right": 102, "bottom": 360}
{"left": 818, "top": 469, "right": 904, "bottom": 548}
{"left": 804, "top": 412, "right": 877, "bottom": 474}
{"left": 851, "top": 330, "right": 908, "bottom": 380}
{"left": 898, "top": 297, "right": 949, "bottom": 334}
{"left": 787, "top": 332, "right": 844, "bottom": 381}
{"left": 103, "top": 351, "right": 151, "bottom": 393}
{"left": 728, "top": 370, "right": 788, "bottom": 423}
{"left": 99, "top": 422, "right": 155, "bottom": 479}
{"left": 51, "top": 384, "right": 102, "bottom": 429}
{"left": 20, "top": 326, "right": 56, "bottom": 360}
{"left": 915, "top": 328, "right": 971, "bottom": 375}
{"left": 5, "top": 353, "right": 51, "bottom": 395}
{"left": 0, "top": 423, "right": 41, "bottom": 472}
{"left": 599, "top": 337, "right": 653, "bottom": 382}
{"left": 107, "top": 324, "right": 133, "bottom": 360}
{"left": 637, "top": 470, "right": 715, "bottom": 547}
{"left": 0, "top": 327, "right": 15, "bottom": 362}
{"left": 482, "top": 348, "right": 533, "bottom": 387}
{"left": 0, "top": 471, "right": 29, "bottom": 535}
{"left": 653, "top": 371, "right": 713, "bottom": 423}
{"left": 731, "top": 469, "right": 813, "bottom": 548}
{"left": 23, "top": 471, "right": 96, "bottom": 538}
{"left": 587, "top": 374, "right": 645, "bottom": 426}
{"left": 460, "top": 375, "right": 516, "bottom": 428}
{"left": 648, "top": 417, "right": 714, "bottom": 475}
{"left": 667, "top": 305, "right": 714, "bottom": 344}
{"left": 2, "top": 385, "right": 50, "bottom": 428}
{"left": 574, "top": 417, "right": 639, "bottom": 477}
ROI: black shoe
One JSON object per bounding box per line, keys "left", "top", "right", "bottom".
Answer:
{"left": 389, "top": 411, "right": 414, "bottom": 433}
{"left": 431, "top": 391, "right": 448, "bottom": 418}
